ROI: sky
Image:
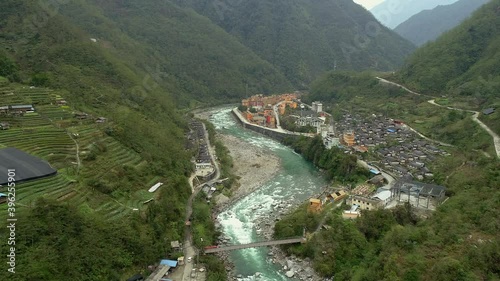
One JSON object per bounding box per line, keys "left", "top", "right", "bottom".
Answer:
{"left": 354, "top": 0, "right": 385, "bottom": 10}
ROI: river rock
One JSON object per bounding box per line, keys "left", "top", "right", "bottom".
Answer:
{"left": 287, "top": 259, "right": 295, "bottom": 268}
{"left": 285, "top": 270, "right": 295, "bottom": 278}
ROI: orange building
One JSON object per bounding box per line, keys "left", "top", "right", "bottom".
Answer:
{"left": 308, "top": 198, "right": 322, "bottom": 213}
{"left": 342, "top": 131, "right": 355, "bottom": 146}
{"left": 244, "top": 112, "right": 253, "bottom": 122}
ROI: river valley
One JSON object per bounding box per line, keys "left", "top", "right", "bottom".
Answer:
{"left": 207, "top": 108, "right": 327, "bottom": 280}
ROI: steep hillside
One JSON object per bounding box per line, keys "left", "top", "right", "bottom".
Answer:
{"left": 398, "top": 0, "right": 500, "bottom": 105}
{"left": 175, "top": 0, "right": 415, "bottom": 86}
{"left": 0, "top": 0, "right": 292, "bottom": 106}
{"left": 395, "top": 0, "right": 489, "bottom": 46}
{"left": 370, "top": 0, "right": 458, "bottom": 29}
{"left": 0, "top": 0, "right": 248, "bottom": 279}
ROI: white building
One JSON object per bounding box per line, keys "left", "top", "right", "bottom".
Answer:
{"left": 312, "top": 101, "right": 323, "bottom": 113}
{"left": 296, "top": 116, "right": 324, "bottom": 127}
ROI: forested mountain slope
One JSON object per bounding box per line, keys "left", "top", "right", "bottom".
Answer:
{"left": 394, "top": 0, "right": 489, "bottom": 46}
{"left": 370, "top": 0, "right": 458, "bottom": 29}
{"left": 175, "top": 0, "right": 415, "bottom": 86}
{"left": 0, "top": 0, "right": 267, "bottom": 279}
{"left": 0, "top": 0, "right": 292, "bottom": 106}
{"left": 398, "top": 0, "right": 500, "bottom": 104}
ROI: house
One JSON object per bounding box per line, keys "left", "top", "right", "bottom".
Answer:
{"left": 342, "top": 131, "right": 355, "bottom": 146}
{"left": 296, "top": 116, "right": 324, "bottom": 127}
{"left": 482, "top": 108, "right": 495, "bottom": 115}
{"left": 170, "top": 240, "right": 181, "bottom": 250}
{"left": 74, "top": 112, "right": 89, "bottom": 119}
{"left": 348, "top": 195, "right": 381, "bottom": 210}
{"left": 10, "top": 105, "right": 34, "bottom": 113}
{"left": 0, "top": 122, "right": 10, "bottom": 130}
{"left": 56, "top": 100, "right": 67, "bottom": 106}
{"left": 372, "top": 190, "right": 392, "bottom": 206}
{"left": 368, "top": 174, "right": 385, "bottom": 186}
{"left": 160, "top": 259, "right": 178, "bottom": 268}
{"left": 312, "top": 101, "right": 323, "bottom": 113}
{"left": 343, "top": 204, "right": 361, "bottom": 219}
{"left": 96, "top": 117, "right": 107, "bottom": 123}
{"left": 308, "top": 198, "right": 322, "bottom": 213}
{"left": 328, "top": 190, "right": 347, "bottom": 202}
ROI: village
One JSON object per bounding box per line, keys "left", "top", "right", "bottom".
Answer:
{"left": 236, "top": 93, "right": 450, "bottom": 219}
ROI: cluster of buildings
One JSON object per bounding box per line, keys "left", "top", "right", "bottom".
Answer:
{"left": 377, "top": 140, "right": 446, "bottom": 180}
{"left": 294, "top": 102, "right": 329, "bottom": 129}
{"left": 240, "top": 93, "right": 299, "bottom": 128}
{"left": 334, "top": 113, "right": 413, "bottom": 148}
{"left": 309, "top": 174, "right": 447, "bottom": 218}
{"left": 307, "top": 112, "right": 450, "bottom": 217}
{"left": 188, "top": 121, "right": 215, "bottom": 178}
{"left": 325, "top": 112, "right": 447, "bottom": 180}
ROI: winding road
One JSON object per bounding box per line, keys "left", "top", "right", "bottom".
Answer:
{"left": 377, "top": 77, "right": 500, "bottom": 158}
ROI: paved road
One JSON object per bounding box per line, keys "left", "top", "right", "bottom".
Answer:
{"left": 377, "top": 77, "right": 500, "bottom": 158}
{"left": 204, "top": 237, "right": 304, "bottom": 254}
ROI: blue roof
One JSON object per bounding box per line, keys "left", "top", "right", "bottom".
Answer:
{"left": 369, "top": 169, "right": 381, "bottom": 174}
{"left": 160, "top": 260, "right": 178, "bottom": 267}
{"left": 387, "top": 128, "right": 396, "bottom": 133}
{"left": 0, "top": 193, "right": 7, "bottom": 197}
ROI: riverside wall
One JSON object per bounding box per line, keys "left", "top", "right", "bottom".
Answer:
{"left": 231, "top": 109, "right": 301, "bottom": 142}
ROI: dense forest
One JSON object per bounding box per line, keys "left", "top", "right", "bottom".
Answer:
{"left": 284, "top": 135, "right": 371, "bottom": 184}
{"left": 175, "top": 0, "right": 415, "bottom": 86}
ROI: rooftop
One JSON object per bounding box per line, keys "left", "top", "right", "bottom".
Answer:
{"left": 0, "top": 147, "right": 57, "bottom": 185}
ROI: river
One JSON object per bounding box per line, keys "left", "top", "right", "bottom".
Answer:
{"left": 209, "top": 108, "right": 326, "bottom": 280}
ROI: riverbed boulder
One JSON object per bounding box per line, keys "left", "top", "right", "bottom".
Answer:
{"left": 285, "top": 270, "right": 295, "bottom": 278}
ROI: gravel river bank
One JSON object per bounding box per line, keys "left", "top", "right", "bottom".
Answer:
{"left": 197, "top": 108, "right": 328, "bottom": 280}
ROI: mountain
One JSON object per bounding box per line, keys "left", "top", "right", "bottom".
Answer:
{"left": 174, "top": 0, "right": 415, "bottom": 86}
{"left": 398, "top": 0, "right": 500, "bottom": 133}
{"left": 398, "top": 0, "right": 500, "bottom": 98}
{"left": 394, "top": 0, "right": 490, "bottom": 46}
{"left": 0, "top": 0, "right": 293, "bottom": 106}
{"left": 370, "top": 0, "right": 459, "bottom": 29}
{"left": 0, "top": 0, "right": 290, "bottom": 279}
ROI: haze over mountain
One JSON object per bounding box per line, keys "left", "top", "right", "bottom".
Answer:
{"left": 370, "top": 0, "right": 459, "bottom": 29}
{"left": 174, "top": 0, "right": 415, "bottom": 86}
{"left": 394, "top": 0, "right": 490, "bottom": 46}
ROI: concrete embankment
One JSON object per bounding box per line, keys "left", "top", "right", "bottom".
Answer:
{"left": 231, "top": 108, "right": 302, "bottom": 142}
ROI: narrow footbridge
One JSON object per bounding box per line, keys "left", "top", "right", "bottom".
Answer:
{"left": 204, "top": 237, "right": 305, "bottom": 254}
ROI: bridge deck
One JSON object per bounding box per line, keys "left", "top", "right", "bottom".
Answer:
{"left": 204, "top": 237, "right": 304, "bottom": 254}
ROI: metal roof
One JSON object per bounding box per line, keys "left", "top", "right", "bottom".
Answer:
{"left": 483, "top": 108, "right": 495, "bottom": 115}
{"left": 160, "top": 259, "right": 178, "bottom": 267}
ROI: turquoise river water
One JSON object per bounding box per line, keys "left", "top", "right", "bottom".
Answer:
{"left": 209, "top": 108, "right": 326, "bottom": 280}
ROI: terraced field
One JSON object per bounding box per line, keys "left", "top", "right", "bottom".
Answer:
{"left": 0, "top": 85, "right": 157, "bottom": 220}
